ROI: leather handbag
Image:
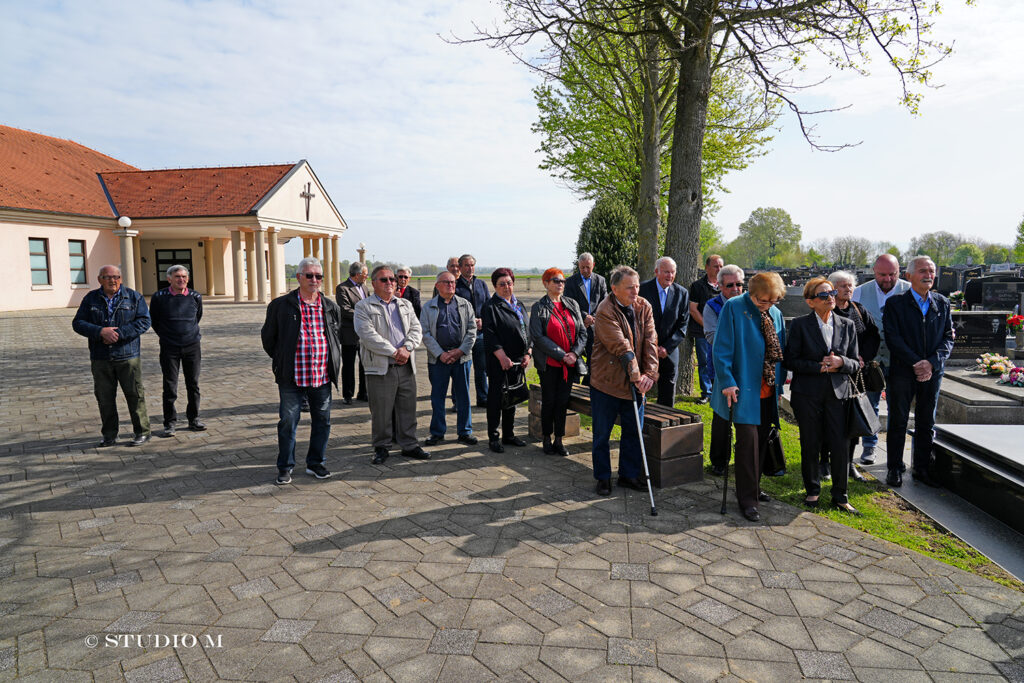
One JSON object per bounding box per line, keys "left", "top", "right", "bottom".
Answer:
{"left": 848, "top": 369, "right": 881, "bottom": 438}
{"left": 501, "top": 364, "right": 529, "bottom": 410}
{"left": 863, "top": 360, "right": 886, "bottom": 393}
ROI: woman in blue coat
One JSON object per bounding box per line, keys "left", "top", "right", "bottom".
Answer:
{"left": 710, "top": 272, "right": 787, "bottom": 522}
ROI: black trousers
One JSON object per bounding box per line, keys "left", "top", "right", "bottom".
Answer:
{"left": 159, "top": 342, "right": 201, "bottom": 425}
{"left": 654, "top": 350, "right": 679, "bottom": 407}
{"left": 341, "top": 344, "right": 366, "bottom": 400}
{"left": 539, "top": 364, "right": 575, "bottom": 438}
{"left": 792, "top": 390, "right": 849, "bottom": 504}
{"left": 732, "top": 395, "right": 774, "bottom": 510}
{"left": 709, "top": 411, "right": 733, "bottom": 469}
{"left": 580, "top": 328, "right": 594, "bottom": 386}
{"left": 485, "top": 357, "right": 518, "bottom": 441}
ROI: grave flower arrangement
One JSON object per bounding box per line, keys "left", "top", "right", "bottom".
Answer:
{"left": 976, "top": 353, "right": 1013, "bottom": 376}
{"left": 950, "top": 290, "right": 964, "bottom": 309}
{"left": 998, "top": 365, "right": 1024, "bottom": 388}
{"left": 1007, "top": 314, "right": 1024, "bottom": 334}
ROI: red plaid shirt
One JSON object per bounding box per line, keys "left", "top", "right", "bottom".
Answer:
{"left": 294, "top": 294, "right": 329, "bottom": 387}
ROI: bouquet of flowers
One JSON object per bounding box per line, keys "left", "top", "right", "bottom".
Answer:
{"left": 998, "top": 365, "right": 1024, "bottom": 388}
{"left": 977, "top": 353, "right": 1013, "bottom": 376}
{"left": 950, "top": 290, "right": 965, "bottom": 309}
{"left": 1007, "top": 314, "right": 1024, "bottom": 334}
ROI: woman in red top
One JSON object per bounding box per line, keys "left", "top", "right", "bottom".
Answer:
{"left": 529, "top": 267, "right": 588, "bottom": 455}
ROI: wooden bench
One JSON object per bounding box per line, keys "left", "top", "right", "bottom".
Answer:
{"left": 527, "top": 384, "right": 704, "bottom": 488}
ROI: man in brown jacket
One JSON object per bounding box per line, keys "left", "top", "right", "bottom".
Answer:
{"left": 590, "top": 265, "right": 659, "bottom": 496}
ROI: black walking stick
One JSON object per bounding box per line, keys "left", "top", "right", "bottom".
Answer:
{"left": 721, "top": 403, "right": 732, "bottom": 515}
{"left": 620, "top": 353, "right": 657, "bottom": 516}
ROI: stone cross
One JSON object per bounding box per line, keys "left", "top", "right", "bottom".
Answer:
{"left": 300, "top": 182, "right": 315, "bottom": 221}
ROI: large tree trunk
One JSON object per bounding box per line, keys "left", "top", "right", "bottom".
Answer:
{"left": 635, "top": 13, "right": 662, "bottom": 279}
{"left": 665, "top": 1, "right": 713, "bottom": 399}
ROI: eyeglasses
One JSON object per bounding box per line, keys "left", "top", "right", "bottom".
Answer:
{"left": 753, "top": 297, "right": 780, "bottom": 306}
{"left": 438, "top": 280, "right": 456, "bottom": 286}
{"left": 302, "top": 273, "right": 324, "bottom": 280}
{"left": 377, "top": 277, "right": 396, "bottom": 283}
{"left": 396, "top": 274, "right": 409, "bottom": 279}
{"left": 549, "top": 278, "right": 566, "bottom": 285}
{"left": 99, "top": 275, "right": 121, "bottom": 280}
{"left": 723, "top": 282, "right": 744, "bottom": 289}
{"left": 811, "top": 291, "right": 838, "bottom": 300}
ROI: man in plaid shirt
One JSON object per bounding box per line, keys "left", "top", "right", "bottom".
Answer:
{"left": 262, "top": 257, "right": 343, "bottom": 484}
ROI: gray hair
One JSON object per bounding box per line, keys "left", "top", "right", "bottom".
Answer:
{"left": 98, "top": 264, "right": 121, "bottom": 276}
{"left": 166, "top": 264, "right": 189, "bottom": 280}
{"left": 370, "top": 264, "right": 393, "bottom": 281}
{"left": 828, "top": 270, "right": 856, "bottom": 287}
{"left": 907, "top": 255, "right": 934, "bottom": 273}
{"left": 297, "top": 257, "right": 322, "bottom": 273}
{"left": 348, "top": 261, "right": 366, "bottom": 276}
{"left": 395, "top": 265, "right": 411, "bottom": 276}
{"left": 436, "top": 271, "right": 456, "bottom": 281}
{"left": 458, "top": 253, "right": 476, "bottom": 266}
{"left": 446, "top": 256, "right": 459, "bottom": 266}
{"left": 655, "top": 256, "right": 677, "bottom": 271}
{"left": 717, "top": 264, "right": 744, "bottom": 285}
{"left": 578, "top": 252, "right": 595, "bottom": 264}
{"left": 609, "top": 265, "right": 639, "bottom": 287}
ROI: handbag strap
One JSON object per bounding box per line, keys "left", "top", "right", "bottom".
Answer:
{"left": 851, "top": 367, "right": 867, "bottom": 396}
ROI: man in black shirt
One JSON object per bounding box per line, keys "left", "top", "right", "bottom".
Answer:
{"left": 455, "top": 254, "right": 491, "bottom": 406}
{"left": 150, "top": 265, "right": 205, "bottom": 436}
{"left": 687, "top": 254, "right": 723, "bottom": 403}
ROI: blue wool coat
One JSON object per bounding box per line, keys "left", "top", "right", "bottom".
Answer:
{"left": 710, "top": 293, "right": 786, "bottom": 425}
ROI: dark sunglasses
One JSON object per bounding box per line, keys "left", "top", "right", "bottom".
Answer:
{"left": 723, "top": 282, "right": 744, "bottom": 289}
{"left": 377, "top": 277, "right": 397, "bottom": 283}
{"left": 811, "top": 290, "right": 837, "bottom": 300}
{"left": 550, "top": 278, "right": 566, "bottom": 285}
{"left": 302, "top": 273, "right": 324, "bottom": 280}
{"left": 396, "top": 274, "right": 409, "bottom": 279}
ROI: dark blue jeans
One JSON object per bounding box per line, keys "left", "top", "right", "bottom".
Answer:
{"left": 885, "top": 373, "right": 941, "bottom": 474}
{"left": 277, "top": 382, "right": 332, "bottom": 471}
{"left": 469, "top": 334, "right": 489, "bottom": 405}
{"left": 694, "top": 336, "right": 713, "bottom": 398}
{"left": 590, "top": 387, "right": 645, "bottom": 482}
{"left": 429, "top": 361, "right": 472, "bottom": 437}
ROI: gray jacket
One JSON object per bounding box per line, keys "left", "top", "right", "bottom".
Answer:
{"left": 529, "top": 295, "right": 588, "bottom": 375}
{"left": 420, "top": 294, "right": 476, "bottom": 364}
{"left": 354, "top": 295, "right": 423, "bottom": 376}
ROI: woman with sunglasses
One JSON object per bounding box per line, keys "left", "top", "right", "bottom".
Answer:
{"left": 783, "top": 277, "right": 862, "bottom": 515}
{"left": 529, "top": 267, "right": 587, "bottom": 455}
{"left": 481, "top": 268, "right": 531, "bottom": 453}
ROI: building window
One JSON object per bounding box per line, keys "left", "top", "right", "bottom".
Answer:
{"left": 69, "top": 240, "right": 87, "bottom": 284}
{"left": 29, "top": 238, "right": 51, "bottom": 286}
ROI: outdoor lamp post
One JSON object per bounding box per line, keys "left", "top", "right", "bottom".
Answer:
{"left": 358, "top": 242, "right": 366, "bottom": 264}
{"left": 114, "top": 215, "right": 138, "bottom": 289}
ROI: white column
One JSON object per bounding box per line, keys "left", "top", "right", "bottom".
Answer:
{"left": 312, "top": 237, "right": 321, "bottom": 261}
{"left": 132, "top": 236, "right": 144, "bottom": 294}
{"left": 113, "top": 228, "right": 138, "bottom": 291}
{"left": 302, "top": 237, "right": 311, "bottom": 259}
{"left": 268, "top": 228, "right": 281, "bottom": 299}
{"left": 204, "top": 239, "right": 215, "bottom": 296}
{"left": 324, "top": 234, "right": 334, "bottom": 293}
{"left": 255, "top": 227, "right": 268, "bottom": 303}
{"left": 244, "top": 232, "right": 256, "bottom": 301}
{"left": 230, "top": 230, "right": 244, "bottom": 303}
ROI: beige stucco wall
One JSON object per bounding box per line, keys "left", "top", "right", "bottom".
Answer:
{"left": 137, "top": 238, "right": 211, "bottom": 296}
{"left": 256, "top": 163, "right": 347, "bottom": 231}
{"left": 1, "top": 219, "right": 119, "bottom": 312}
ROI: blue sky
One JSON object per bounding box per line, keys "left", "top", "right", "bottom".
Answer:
{"left": 2, "top": 0, "right": 1022, "bottom": 269}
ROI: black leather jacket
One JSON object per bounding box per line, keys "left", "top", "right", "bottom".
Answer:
{"left": 261, "top": 289, "right": 342, "bottom": 387}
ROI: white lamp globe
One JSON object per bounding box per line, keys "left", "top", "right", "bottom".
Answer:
{"left": 117, "top": 216, "right": 132, "bottom": 229}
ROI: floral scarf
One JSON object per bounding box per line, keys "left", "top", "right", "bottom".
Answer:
{"left": 759, "top": 310, "right": 783, "bottom": 387}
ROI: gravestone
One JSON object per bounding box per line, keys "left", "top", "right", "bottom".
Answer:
{"left": 951, "top": 311, "right": 1007, "bottom": 359}
{"left": 982, "top": 281, "right": 1024, "bottom": 311}
{"left": 937, "top": 266, "right": 959, "bottom": 295}
{"left": 963, "top": 274, "right": 1024, "bottom": 310}
{"left": 777, "top": 286, "right": 807, "bottom": 320}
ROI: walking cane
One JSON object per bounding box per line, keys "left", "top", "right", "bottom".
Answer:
{"left": 620, "top": 354, "right": 657, "bottom": 516}
{"left": 721, "top": 403, "right": 732, "bottom": 515}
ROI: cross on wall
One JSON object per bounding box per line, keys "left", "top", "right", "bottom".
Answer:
{"left": 300, "top": 182, "right": 316, "bottom": 221}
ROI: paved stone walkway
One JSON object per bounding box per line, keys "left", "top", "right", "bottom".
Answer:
{"left": 1, "top": 303, "right": 1023, "bottom": 682}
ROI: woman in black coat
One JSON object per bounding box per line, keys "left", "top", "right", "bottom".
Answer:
{"left": 481, "top": 268, "right": 531, "bottom": 453}
{"left": 783, "top": 277, "right": 862, "bottom": 514}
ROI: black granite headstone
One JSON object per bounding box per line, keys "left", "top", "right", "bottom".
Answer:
{"left": 952, "top": 311, "right": 1007, "bottom": 358}
{"left": 777, "top": 286, "right": 808, "bottom": 320}
{"left": 982, "top": 281, "right": 1024, "bottom": 311}
{"left": 963, "top": 274, "right": 1024, "bottom": 310}
{"left": 937, "top": 266, "right": 958, "bottom": 295}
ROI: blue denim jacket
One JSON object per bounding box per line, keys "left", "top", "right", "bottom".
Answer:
{"left": 72, "top": 287, "right": 151, "bottom": 361}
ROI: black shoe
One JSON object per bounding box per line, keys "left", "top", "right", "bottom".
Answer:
{"left": 372, "top": 448, "right": 389, "bottom": 465}
{"left": 188, "top": 419, "right": 206, "bottom": 431}
{"left": 820, "top": 463, "right": 831, "bottom": 480}
{"left": 542, "top": 437, "right": 555, "bottom": 455}
{"left": 425, "top": 434, "right": 444, "bottom": 446}
{"left": 276, "top": 469, "right": 292, "bottom": 485}
{"left": 742, "top": 507, "right": 760, "bottom": 522}
{"left": 912, "top": 470, "right": 941, "bottom": 488}
{"left": 98, "top": 438, "right": 117, "bottom": 448}
{"left": 886, "top": 470, "right": 902, "bottom": 487}
{"left": 596, "top": 479, "right": 612, "bottom": 496}
{"left": 850, "top": 465, "right": 866, "bottom": 482}
{"left": 456, "top": 434, "right": 478, "bottom": 445}
{"left": 758, "top": 491, "right": 771, "bottom": 503}
{"left": 617, "top": 476, "right": 647, "bottom": 492}
{"left": 553, "top": 440, "right": 569, "bottom": 457}
{"left": 162, "top": 423, "right": 176, "bottom": 437}
{"left": 834, "top": 502, "right": 862, "bottom": 516}
{"left": 344, "top": 398, "right": 353, "bottom": 405}
{"left": 502, "top": 436, "right": 527, "bottom": 447}
{"left": 860, "top": 447, "right": 876, "bottom": 465}
{"left": 803, "top": 497, "right": 819, "bottom": 508}
{"left": 402, "top": 446, "right": 431, "bottom": 460}
{"left": 306, "top": 464, "right": 332, "bottom": 479}
{"left": 696, "top": 396, "right": 709, "bottom": 405}
{"left": 129, "top": 434, "right": 151, "bottom": 447}
{"left": 710, "top": 464, "right": 726, "bottom": 476}
{"left": 489, "top": 440, "right": 504, "bottom": 453}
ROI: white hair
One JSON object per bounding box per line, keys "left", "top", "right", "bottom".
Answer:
{"left": 907, "top": 255, "right": 935, "bottom": 273}
{"left": 828, "top": 270, "right": 856, "bottom": 286}
{"left": 578, "top": 252, "right": 595, "bottom": 263}
{"left": 166, "top": 264, "right": 189, "bottom": 279}
{"left": 717, "top": 264, "right": 744, "bottom": 285}
{"left": 655, "top": 256, "right": 677, "bottom": 271}
{"left": 396, "top": 265, "right": 411, "bottom": 275}
{"left": 297, "top": 257, "right": 322, "bottom": 272}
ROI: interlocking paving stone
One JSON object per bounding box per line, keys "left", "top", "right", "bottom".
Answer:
{"left": 185, "top": 519, "right": 223, "bottom": 534}
{"left": 674, "top": 536, "right": 715, "bottom": 555}
{"left": 815, "top": 543, "right": 859, "bottom": 562}
{"left": 686, "top": 598, "right": 742, "bottom": 626}
{"left": 608, "top": 637, "right": 656, "bottom": 666}
{"left": 418, "top": 529, "right": 457, "bottom": 544}
{"left": 96, "top": 570, "right": 142, "bottom": 593}
{"left": 170, "top": 499, "right": 203, "bottom": 510}
{"left": 105, "top": 610, "right": 162, "bottom": 633}
{"left": 0, "top": 647, "right": 13, "bottom": 672}
{"left": 412, "top": 475, "right": 438, "bottom": 482}
{"left": 467, "top": 557, "right": 506, "bottom": 574}
{"left": 0, "top": 604, "right": 16, "bottom": 617}
{"left": 271, "top": 503, "right": 305, "bottom": 513}
{"left": 759, "top": 570, "right": 803, "bottom": 589}
{"left": 84, "top": 542, "right": 127, "bottom": 557}
{"left": 382, "top": 507, "right": 411, "bottom": 517}
{"left": 204, "top": 547, "right": 245, "bottom": 562}
{"left": 260, "top": 618, "right": 316, "bottom": 643}
{"left": 527, "top": 591, "right": 576, "bottom": 617}
{"left": 373, "top": 584, "right": 422, "bottom": 609}
{"left": 996, "top": 657, "right": 1024, "bottom": 682}
{"left": 248, "top": 484, "right": 277, "bottom": 494}
{"left": 331, "top": 551, "right": 372, "bottom": 568}
{"left": 124, "top": 655, "right": 186, "bottom": 683}
{"left": 0, "top": 564, "right": 13, "bottom": 579}
{"left": 77, "top": 517, "right": 114, "bottom": 530}
{"left": 300, "top": 523, "right": 337, "bottom": 541}
{"left": 862, "top": 607, "right": 919, "bottom": 637}
{"left": 795, "top": 649, "right": 855, "bottom": 679}
{"left": 230, "top": 576, "right": 276, "bottom": 600}
{"left": 610, "top": 562, "right": 649, "bottom": 581}
{"left": 427, "top": 628, "right": 478, "bottom": 655}
{"left": 312, "top": 670, "right": 360, "bottom": 683}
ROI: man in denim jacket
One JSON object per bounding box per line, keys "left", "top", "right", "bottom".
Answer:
{"left": 72, "top": 265, "right": 152, "bottom": 447}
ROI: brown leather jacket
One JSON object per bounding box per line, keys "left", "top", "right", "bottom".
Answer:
{"left": 590, "top": 295, "right": 659, "bottom": 400}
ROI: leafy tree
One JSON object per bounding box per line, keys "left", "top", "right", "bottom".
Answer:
{"left": 735, "top": 207, "right": 801, "bottom": 268}
{"left": 983, "top": 244, "right": 1010, "bottom": 265}
{"left": 1014, "top": 215, "right": 1024, "bottom": 263}
{"left": 699, "top": 219, "right": 723, "bottom": 263}
{"left": 952, "top": 243, "right": 983, "bottom": 265}
{"left": 909, "top": 231, "right": 964, "bottom": 265}
{"left": 575, "top": 196, "right": 638, "bottom": 280}
{"left": 826, "top": 236, "right": 873, "bottom": 266}
{"left": 804, "top": 246, "right": 829, "bottom": 268}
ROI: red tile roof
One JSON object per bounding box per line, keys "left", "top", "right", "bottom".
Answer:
{"left": 100, "top": 164, "right": 295, "bottom": 218}
{"left": 0, "top": 125, "right": 137, "bottom": 217}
